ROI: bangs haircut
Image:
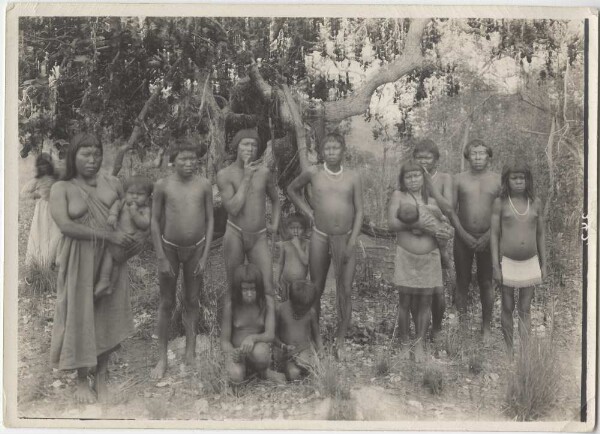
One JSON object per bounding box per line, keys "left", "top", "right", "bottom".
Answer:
{"left": 231, "top": 263, "right": 265, "bottom": 310}
{"left": 500, "top": 162, "right": 535, "bottom": 199}
{"left": 64, "top": 133, "right": 102, "bottom": 180}
{"left": 35, "top": 153, "right": 56, "bottom": 179}
{"left": 463, "top": 139, "right": 492, "bottom": 160}
{"left": 319, "top": 132, "right": 346, "bottom": 153}
{"left": 412, "top": 138, "right": 440, "bottom": 161}
{"left": 398, "top": 160, "right": 429, "bottom": 203}
{"left": 124, "top": 175, "right": 153, "bottom": 196}
{"left": 286, "top": 213, "right": 308, "bottom": 230}
{"left": 169, "top": 138, "right": 203, "bottom": 163}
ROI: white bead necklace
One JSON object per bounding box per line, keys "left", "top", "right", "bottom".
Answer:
{"left": 508, "top": 195, "right": 529, "bottom": 220}
{"left": 324, "top": 162, "right": 344, "bottom": 181}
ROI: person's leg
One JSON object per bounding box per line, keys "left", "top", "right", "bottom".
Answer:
{"left": 285, "top": 360, "right": 302, "bottom": 381}
{"left": 180, "top": 244, "right": 205, "bottom": 366}
{"left": 222, "top": 224, "right": 246, "bottom": 321}
{"left": 431, "top": 291, "right": 446, "bottom": 340}
{"left": 454, "top": 237, "right": 474, "bottom": 326}
{"left": 247, "top": 234, "right": 276, "bottom": 299}
{"left": 150, "top": 245, "right": 180, "bottom": 380}
{"left": 308, "top": 231, "right": 331, "bottom": 320}
{"left": 95, "top": 351, "right": 111, "bottom": 403}
{"left": 248, "top": 342, "right": 271, "bottom": 378}
{"left": 396, "top": 292, "right": 411, "bottom": 359}
{"left": 94, "top": 251, "right": 114, "bottom": 299}
{"left": 476, "top": 249, "right": 494, "bottom": 341}
{"left": 335, "top": 243, "right": 357, "bottom": 356}
{"left": 75, "top": 367, "right": 96, "bottom": 404}
{"left": 414, "top": 294, "right": 432, "bottom": 362}
{"left": 501, "top": 286, "right": 515, "bottom": 357}
{"left": 225, "top": 358, "right": 246, "bottom": 384}
{"left": 517, "top": 287, "right": 535, "bottom": 347}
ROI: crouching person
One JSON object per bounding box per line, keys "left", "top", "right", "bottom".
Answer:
{"left": 274, "top": 280, "right": 324, "bottom": 381}
{"left": 221, "top": 264, "right": 275, "bottom": 384}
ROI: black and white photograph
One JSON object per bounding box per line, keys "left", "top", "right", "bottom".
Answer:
{"left": 4, "top": 3, "right": 597, "bottom": 430}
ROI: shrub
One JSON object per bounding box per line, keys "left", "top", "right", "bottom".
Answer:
{"left": 24, "top": 257, "right": 56, "bottom": 294}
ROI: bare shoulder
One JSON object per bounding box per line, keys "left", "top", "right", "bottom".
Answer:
{"left": 439, "top": 172, "right": 453, "bottom": 183}
{"left": 104, "top": 174, "right": 122, "bottom": 189}
{"left": 216, "top": 164, "right": 235, "bottom": 184}
{"left": 532, "top": 196, "right": 543, "bottom": 210}
{"left": 50, "top": 180, "right": 68, "bottom": 194}
{"left": 153, "top": 176, "right": 168, "bottom": 192}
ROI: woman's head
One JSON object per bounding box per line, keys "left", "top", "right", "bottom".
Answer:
{"left": 501, "top": 162, "right": 534, "bottom": 199}
{"left": 398, "top": 160, "right": 427, "bottom": 200}
{"left": 64, "top": 133, "right": 103, "bottom": 180}
{"left": 412, "top": 139, "right": 440, "bottom": 172}
{"left": 35, "top": 153, "right": 56, "bottom": 179}
{"left": 232, "top": 264, "right": 265, "bottom": 308}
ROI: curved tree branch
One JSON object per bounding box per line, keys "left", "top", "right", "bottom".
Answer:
{"left": 323, "top": 19, "right": 430, "bottom": 122}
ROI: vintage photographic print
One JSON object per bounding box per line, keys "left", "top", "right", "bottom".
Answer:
{"left": 4, "top": 3, "right": 597, "bottom": 430}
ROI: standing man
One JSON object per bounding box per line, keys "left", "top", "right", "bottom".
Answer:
{"left": 287, "top": 133, "right": 364, "bottom": 359}
{"left": 452, "top": 139, "right": 500, "bottom": 340}
{"left": 217, "top": 128, "right": 281, "bottom": 324}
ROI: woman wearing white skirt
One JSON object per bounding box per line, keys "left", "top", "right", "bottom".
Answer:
{"left": 21, "top": 153, "right": 61, "bottom": 267}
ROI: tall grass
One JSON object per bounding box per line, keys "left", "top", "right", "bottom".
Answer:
{"left": 24, "top": 257, "right": 56, "bottom": 294}
{"left": 504, "top": 337, "right": 560, "bottom": 420}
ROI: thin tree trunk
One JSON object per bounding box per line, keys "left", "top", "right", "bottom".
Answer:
{"left": 543, "top": 115, "right": 557, "bottom": 222}
{"left": 460, "top": 117, "right": 472, "bottom": 172}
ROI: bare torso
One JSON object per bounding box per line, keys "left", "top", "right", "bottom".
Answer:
{"left": 456, "top": 171, "right": 501, "bottom": 234}
{"left": 62, "top": 174, "right": 120, "bottom": 221}
{"left": 231, "top": 304, "right": 265, "bottom": 347}
{"left": 310, "top": 167, "right": 357, "bottom": 234}
{"left": 276, "top": 302, "right": 313, "bottom": 348}
{"left": 499, "top": 197, "right": 540, "bottom": 260}
{"left": 221, "top": 164, "right": 270, "bottom": 232}
{"left": 281, "top": 240, "right": 308, "bottom": 281}
{"left": 161, "top": 175, "right": 209, "bottom": 245}
{"left": 119, "top": 205, "right": 150, "bottom": 235}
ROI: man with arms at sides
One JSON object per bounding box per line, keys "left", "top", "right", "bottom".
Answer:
{"left": 287, "top": 132, "right": 364, "bottom": 359}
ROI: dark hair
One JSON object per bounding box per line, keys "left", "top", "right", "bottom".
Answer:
{"left": 64, "top": 133, "right": 103, "bottom": 180}
{"left": 231, "top": 264, "right": 265, "bottom": 310}
{"left": 320, "top": 132, "right": 346, "bottom": 153}
{"left": 397, "top": 199, "right": 419, "bottom": 224}
{"left": 398, "top": 160, "right": 428, "bottom": 203}
{"left": 463, "top": 139, "right": 492, "bottom": 160}
{"left": 500, "top": 162, "right": 535, "bottom": 200}
{"left": 169, "top": 138, "right": 203, "bottom": 163}
{"left": 124, "top": 175, "right": 153, "bottom": 196}
{"left": 412, "top": 139, "right": 440, "bottom": 161}
{"left": 35, "top": 153, "right": 56, "bottom": 179}
{"left": 286, "top": 213, "right": 308, "bottom": 230}
{"left": 289, "top": 280, "right": 317, "bottom": 315}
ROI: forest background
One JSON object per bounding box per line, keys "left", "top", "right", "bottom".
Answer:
{"left": 15, "top": 15, "right": 586, "bottom": 422}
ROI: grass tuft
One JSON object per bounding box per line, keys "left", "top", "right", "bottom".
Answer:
{"left": 24, "top": 257, "right": 56, "bottom": 294}
{"left": 308, "top": 349, "right": 351, "bottom": 400}
{"left": 422, "top": 364, "right": 444, "bottom": 395}
{"left": 504, "top": 337, "right": 560, "bottom": 421}
{"left": 374, "top": 351, "right": 392, "bottom": 377}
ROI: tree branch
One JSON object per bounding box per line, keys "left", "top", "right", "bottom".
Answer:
{"left": 323, "top": 19, "right": 430, "bottom": 122}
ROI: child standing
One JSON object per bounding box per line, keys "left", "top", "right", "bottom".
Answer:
{"left": 491, "top": 162, "right": 546, "bottom": 357}
{"left": 21, "top": 153, "right": 61, "bottom": 268}
{"left": 275, "top": 214, "right": 309, "bottom": 301}
{"left": 94, "top": 176, "right": 152, "bottom": 299}
{"left": 150, "top": 140, "right": 214, "bottom": 379}
{"left": 274, "top": 280, "right": 323, "bottom": 381}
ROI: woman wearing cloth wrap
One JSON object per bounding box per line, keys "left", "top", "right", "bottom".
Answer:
{"left": 388, "top": 161, "right": 450, "bottom": 362}
{"left": 49, "top": 133, "right": 138, "bottom": 404}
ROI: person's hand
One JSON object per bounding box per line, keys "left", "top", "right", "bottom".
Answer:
{"left": 343, "top": 239, "right": 356, "bottom": 264}
{"left": 108, "top": 231, "right": 134, "bottom": 247}
{"left": 493, "top": 264, "right": 503, "bottom": 286}
{"left": 290, "top": 236, "right": 302, "bottom": 249}
{"left": 158, "top": 256, "right": 176, "bottom": 278}
{"left": 107, "top": 214, "right": 118, "bottom": 230}
{"left": 474, "top": 232, "right": 490, "bottom": 252}
{"left": 128, "top": 201, "right": 139, "bottom": 211}
{"left": 283, "top": 344, "right": 295, "bottom": 353}
{"left": 541, "top": 263, "right": 547, "bottom": 281}
{"left": 459, "top": 229, "right": 477, "bottom": 249}
{"left": 194, "top": 255, "right": 207, "bottom": 277}
{"left": 239, "top": 336, "right": 255, "bottom": 355}
{"left": 243, "top": 156, "right": 259, "bottom": 179}
{"left": 434, "top": 225, "right": 454, "bottom": 241}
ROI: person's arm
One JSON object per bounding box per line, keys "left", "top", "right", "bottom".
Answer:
{"left": 275, "top": 242, "right": 285, "bottom": 285}
{"left": 490, "top": 197, "right": 502, "bottom": 286}
{"left": 424, "top": 171, "right": 468, "bottom": 239}
{"left": 449, "top": 173, "right": 477, "bottom": 248}
{"left": 107, "top": 198, "right": 121, "bottom": 229}
{"left": 310, "top": 308, "right": 324, "bottom": 353}
{"left": 442, "top": 173, "right": 455, "bottom": 210}
{"left": 290, "top": 238, "right": 309, "bottom": 266}
{"left": 287, "top": 167, "right": 317, "bottom": 225}
{"left": 129, "top": 204, "right": 151, "bottom": 230}
{"left": 49, "top": 182, "right": 132, "bottom": 246}
{"left": 272, "top": 306, "right": 289, "bottom": 351}
{"left": 239, "top": 297, "right": 276, "bottom": 353}
{"left": 20, "top": 179, "right": 38, "bottom": 200}
{"left": 217, "top": 161, "right": 258, "bottom": 217}
{"left": 535, "top": 198, "right": 547, "bottom": 281}
{"left": 344, "top": 173, "right": 364, "bottom": 262}
{"left": 266, "top": 170, "right": 281, "bottom": 234}
{"left": 220, "top": 299, "right": 235, "bottom": 353}
{"left": 195, "top": 181, "right": 214, "bottom": 277}
{"left": 150, "top": 180, "right": 175, "bottom": 277}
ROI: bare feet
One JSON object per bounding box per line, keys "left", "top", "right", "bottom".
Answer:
{"left": 150, "top": 359, "right": 167, "bottom": 380}
{"left": 413, "top": 343, "right": 426, "bottom": 363}
{"left": 482, "top": 327, "right": 493, "bottom": 345}
{"left": 265, "top": 369, "right": 287, "bottom": 384}
{"left": 75, "top": 377, "right": 96, "bottom": 404}
{"left": 94, "top": 373, "right": 111, "bottom": 404}
{"left": 184, "top": 347, "right": 196, "bottom": 367}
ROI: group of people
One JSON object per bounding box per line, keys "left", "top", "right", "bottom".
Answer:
{"left": 24, "top": 127, "right": 546, "bottom": 404}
